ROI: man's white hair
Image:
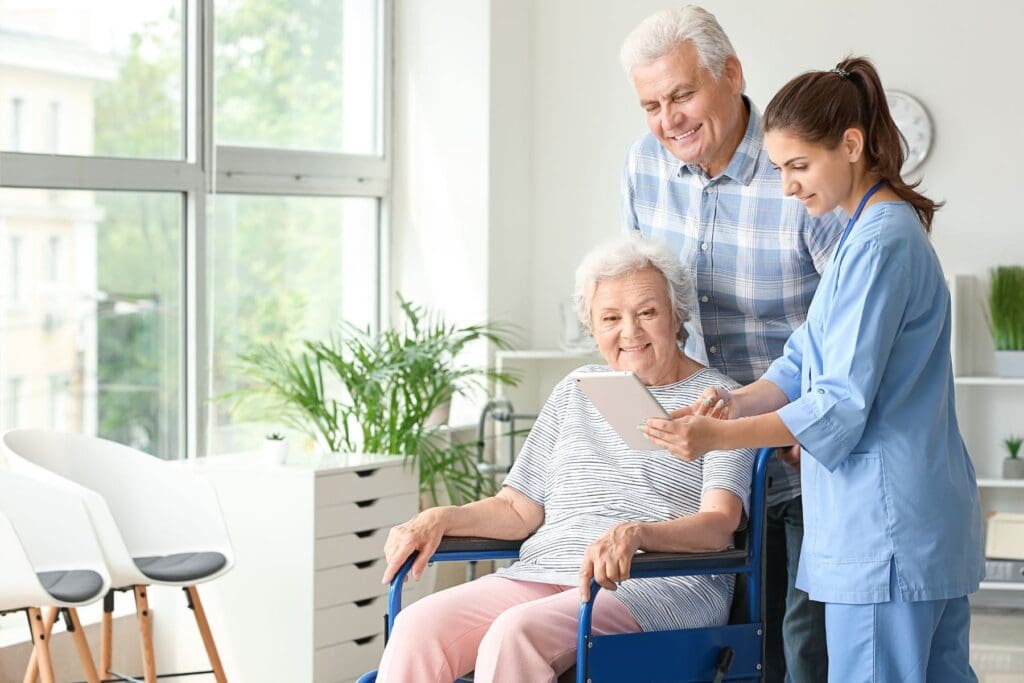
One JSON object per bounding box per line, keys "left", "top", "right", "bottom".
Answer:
{"left": 619, "top": 4, "right": 742, "bottom": 90}
{"left": 574, "top": 235, "right": 694, "bottom": 342}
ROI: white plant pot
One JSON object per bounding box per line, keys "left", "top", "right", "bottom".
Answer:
{"left": 994, "top": 351, "right": 1024, "bottom": 378}
{"left": 1004, "top": 458, "right": 1024, "bottom": 480}
{"left": 262, "top": 439, "right": 289, "bottom": 466}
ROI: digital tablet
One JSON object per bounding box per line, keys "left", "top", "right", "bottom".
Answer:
{"left": 572, "top": 370, "right": 670, "bottom": 451}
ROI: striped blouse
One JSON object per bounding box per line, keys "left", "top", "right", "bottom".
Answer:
{"left": 497, "top": 365, "right": 756, "bottom": 632}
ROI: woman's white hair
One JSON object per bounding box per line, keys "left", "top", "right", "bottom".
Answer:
{"left": 619, "top": 4, "right": 743, "bottom": 91}
{"left": 574, "top": 236, "right": 694, "bottom": 342}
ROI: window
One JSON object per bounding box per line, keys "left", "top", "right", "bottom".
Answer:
{"left": 6, "top": 235, "right": 23, "bottom": 305}
{"left": 4, "top": 377, "right": 23, "bottom": 428}
{"left": 8, "top": 97, "right": 23, "bottom": 150}
{"left": 0, "top": 0, "right": 390, "bottom": 458}
{"left": 48, "top": 374, "right": 69, "bottom": 430}
{"left": 47, "top": 101, "right": 61, "bottom": 153}
{"left": 47, "top": 235, "right": 61, "bottom": 282}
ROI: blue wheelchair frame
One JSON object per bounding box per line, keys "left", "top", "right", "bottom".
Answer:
{"left": 359, "top": 447, "right": 773, "bottom": 683}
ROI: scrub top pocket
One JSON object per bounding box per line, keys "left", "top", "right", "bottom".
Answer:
{"left": 812, "top": 451, "right": 892, "bottom": 564}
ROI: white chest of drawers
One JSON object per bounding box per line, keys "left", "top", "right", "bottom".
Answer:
{"left": 187, "top": 452, "right": 418, "bottom": 683}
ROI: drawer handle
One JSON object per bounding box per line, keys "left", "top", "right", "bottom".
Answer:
{"left": 354, "top": 634, "right": 380, "bottom": 646}
{"left": 355, "top": 468, "right": 380, "bottom": 478}
{"left": 354, "top": 596, "right": 380, "bottom": 608}
{"left": 355, "top": 498, "right": 379, "bottom": 508}
{"left": 354, "top": 559, "right": 380, "bottom": 570}
{"left": 354, "top": 528, "right": 380, "bottom": 539}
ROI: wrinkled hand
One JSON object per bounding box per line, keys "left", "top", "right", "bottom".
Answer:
{"left": 579, "top": 522, "right": 643, "bottom": 602}
{"left": 778, "top": 444, "right": 801, "bottom": 468}
{"left": 642, "top": 411, "right": 720, "bottom": 461}
{"left": 689, "top": 385, "right": 737, "bottom": 420}
{"left": 381, "top": 509, "right": 446, "bottom": 585}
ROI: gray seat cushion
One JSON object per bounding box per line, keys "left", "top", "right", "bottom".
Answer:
{"left": 133, "top": 552, "right": 227, "bottom": 583}
{"left": 37, "top": 570, "right": 105, "bottom": 603}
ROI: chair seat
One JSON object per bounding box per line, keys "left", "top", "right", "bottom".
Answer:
{"left": 37, "top": 570, "right": 105, "bottom": 603}
{"left": 133, "top": 552, "right": 227, "bottom": 583}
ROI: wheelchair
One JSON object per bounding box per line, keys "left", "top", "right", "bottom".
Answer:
{"left": 358, "top": 447, "right": 772, "bottom": 683}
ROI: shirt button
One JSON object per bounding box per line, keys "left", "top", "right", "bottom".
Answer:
{"left": 700, "top": 242, "right": 709, "bottom": 251}
{"left": 709, "top": 345, "right": 718, "bottom": 354}
{"left": 705, "top": 186, "right": 716, "bottom": 194}
{"left": 817, "top": 388, "right": 826, "bottom": 394}
{"left": 700, "top": 295, "right": 710, "bottom": 303}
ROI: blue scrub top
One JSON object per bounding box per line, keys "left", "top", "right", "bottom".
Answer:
{"left": 763, "top": 201, "right": 984, "bottom": 605}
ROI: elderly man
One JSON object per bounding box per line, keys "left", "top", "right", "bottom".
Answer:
{"left": 619, "top": 6, "right": 844, "bottom": 682}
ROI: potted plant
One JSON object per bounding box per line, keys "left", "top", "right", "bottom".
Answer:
{"left": 989, "top": 266, "right": 1024, "bottom": 377}
{"left": 1004, "top": 435, "right": 1024, "bottom": 479}
{"left": 262, "top": 432, "right": 288, "bottom": 466}
{"left": 224, "top": 295, "right": 518, "bottom": 505}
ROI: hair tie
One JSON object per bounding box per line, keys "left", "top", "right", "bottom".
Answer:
{"left": 830, "top": 67, "right": 850, "bottom": 78}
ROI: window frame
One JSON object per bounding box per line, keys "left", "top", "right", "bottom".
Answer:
{"left": 0, "top": 0, "right": 392, "bottom": 459}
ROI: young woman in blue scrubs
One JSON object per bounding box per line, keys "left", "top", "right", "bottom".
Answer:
{"left": 642, "top": 57, "right": 985, "bottom": 682}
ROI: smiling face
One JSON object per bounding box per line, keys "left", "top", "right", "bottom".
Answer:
{"left": 764, "top": 129, "right": 863, "bottom": 217}
{"left": 590, "top": 267, "right": 683, "bottom": 386}
{"left": 630, "top": 41, "right": 746, "bottom": 177}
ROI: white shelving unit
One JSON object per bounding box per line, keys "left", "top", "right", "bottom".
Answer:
{"left": 950, "top": 274, "right": 1024, "bottom": 606}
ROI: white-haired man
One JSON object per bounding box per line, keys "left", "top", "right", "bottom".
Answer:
{"left": 619, "top": 6, "right": 843, "bottom": 682}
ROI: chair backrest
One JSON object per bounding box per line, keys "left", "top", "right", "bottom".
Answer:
{"left": 0, "top": 469, "right": 110, "bottom": 608}
{"left": 2, "top": 429, "right": 233, "bottom": 579}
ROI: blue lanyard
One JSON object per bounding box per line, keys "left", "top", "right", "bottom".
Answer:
{"left": 836, "top": 181, "right": 886, "bottom": 253}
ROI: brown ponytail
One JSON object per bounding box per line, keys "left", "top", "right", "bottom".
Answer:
{"left": 763, "top": 56, "right": 942, "bottom": 232}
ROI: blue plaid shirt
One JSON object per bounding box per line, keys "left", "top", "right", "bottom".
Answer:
{"left": 621, "top": 99, "right": 845, "bottom": 504}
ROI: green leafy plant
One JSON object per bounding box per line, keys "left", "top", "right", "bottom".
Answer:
{"left": 265, "top": 432, "right": 285, "bottom": 441}
{"left": 990, "top": 266, "right": 1024, "bottom": 351}
{"left": 1005, "top": 435, "right": 1023, "bottom": 460}
{"left": 224, "top": 295, "right": 519, "bottom": 505}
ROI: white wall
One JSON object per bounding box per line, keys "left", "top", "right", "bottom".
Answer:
{"left": 512, "top": 0, "right": 1024, "bottom": 348}
{"left": 394, "top": 0, "right": 1024, "bottom": 354}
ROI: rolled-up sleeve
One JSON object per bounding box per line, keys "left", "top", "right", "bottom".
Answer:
{"left": 775, "top": 241, "right": 910, "bottom": 471}
{"left": 762, "top": 321, "right": 807, "bottom": 401}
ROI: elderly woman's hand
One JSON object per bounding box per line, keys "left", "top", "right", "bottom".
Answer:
{"left": 690, "top": 385, "right": 737, "bottom": 419}
{"left": 381, "top": 508, "right": 448, "bottom": 585}
{"left": 642, "top": 412, "right": 721, "bottom": 461}
{"left": 579, "top": 522, "right": 644, "bottom": 602}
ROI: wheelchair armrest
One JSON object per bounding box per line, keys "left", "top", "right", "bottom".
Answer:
{"left": 627, "top": 548, "right": 748, "bottom": 579}
{"left": 430, "top": 536, "right": 523, "bottom": 562}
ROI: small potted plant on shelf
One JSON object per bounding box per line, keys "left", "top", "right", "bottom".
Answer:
{"left": 989, "top": 265, "right": 1024, "bottom": 377}
{"left": 262, "top": 432, "right": 289, "bottom": 466}
{"left": 1003, "top": 435, "right": 1024, "bottom": 479}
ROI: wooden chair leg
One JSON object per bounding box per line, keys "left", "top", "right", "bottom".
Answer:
{"left": 25, "top": 609, "right": 55, "bottom": 683}
{"left": 133, "top": 586, "right": 157, "bottom": 683}
{"left": 100, "top": 591, "right": 113, "bottom": 677}
{"left": 185, "top": 586, "right": 227, "bottom": 683}
{"left": 23, "top": 607, "right": 58, "bottom": 683}
{"left": 66, "top": 608, "right": 101, "bottom": 683}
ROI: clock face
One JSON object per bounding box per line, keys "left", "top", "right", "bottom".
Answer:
{"left": 886, "top": 90, "right": 932, "bottom": 174}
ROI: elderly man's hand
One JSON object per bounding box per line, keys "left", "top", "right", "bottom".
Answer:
{"left": 642, "top": 412, "right": 719, "bottom": 461}
{"left": 579, "top": 522, "right": 643, "bottom": 602}
{"left": 381, "top": 508, "right": 447, "bottom": 585}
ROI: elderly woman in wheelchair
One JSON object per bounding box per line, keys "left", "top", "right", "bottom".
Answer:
{"left": 373, "top": 237, "right": 757, "bottom": 682}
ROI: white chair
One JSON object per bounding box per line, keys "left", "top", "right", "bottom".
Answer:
{"left": 1, "top": 429, "right": 234, "bottom": 683}
{"left": 0, "top": 469, "right": 111, "bottom": 683}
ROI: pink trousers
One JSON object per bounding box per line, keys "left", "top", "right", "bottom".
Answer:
{"left": 376, "top": 575, "right": 641, "bottom": 683}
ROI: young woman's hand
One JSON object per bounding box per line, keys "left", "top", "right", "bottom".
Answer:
{"left": 579, "top": 522, "right": 643, "bottom": 602}
{"left": 381, "top": 508, "right": 448, "bottom": 585}
{"left": 642, "top": 412, "right": 720, "bottom": 461}
{"left": 690, "top": 385, "right": 737, "bottom": 419}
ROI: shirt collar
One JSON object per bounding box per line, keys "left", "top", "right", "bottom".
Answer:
{"left": 676, "top": 96, "right": 761, "bottom": 186}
